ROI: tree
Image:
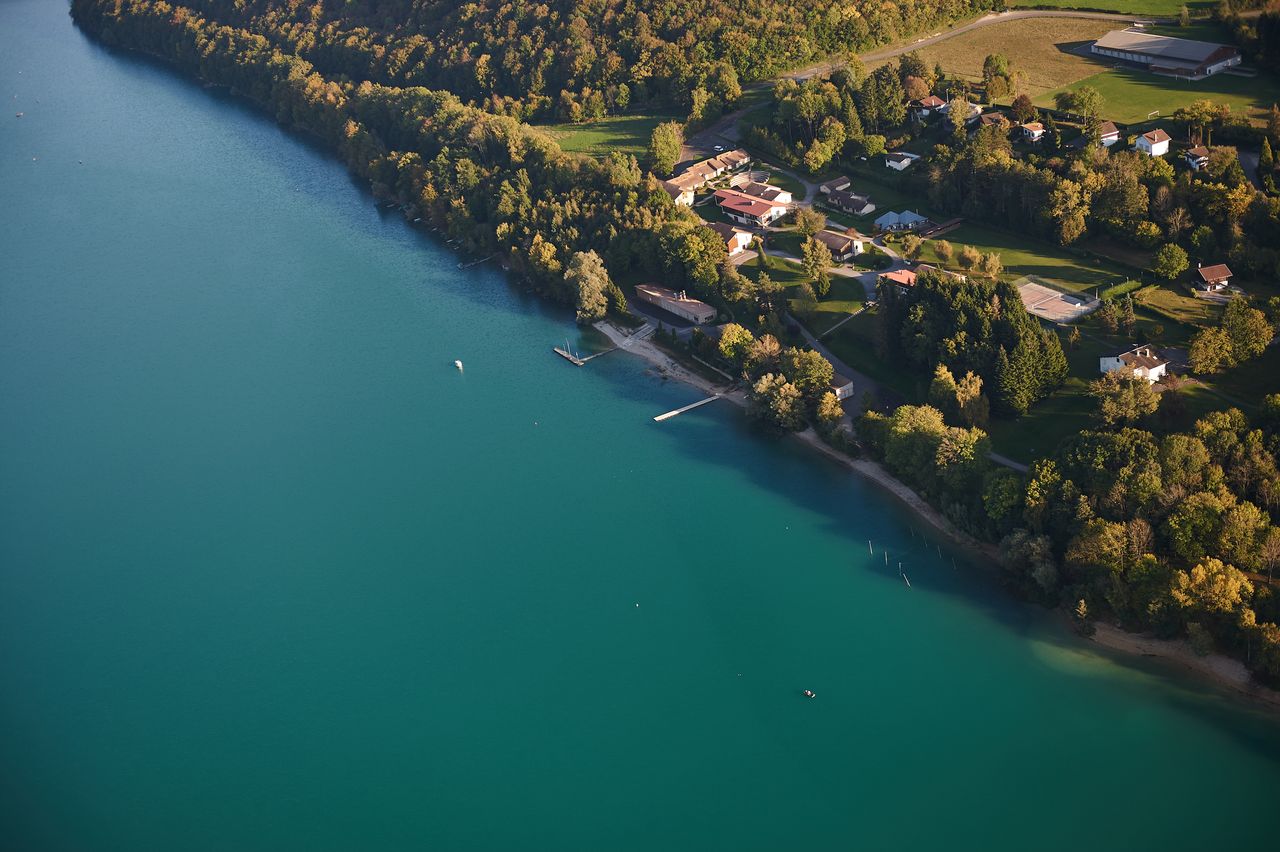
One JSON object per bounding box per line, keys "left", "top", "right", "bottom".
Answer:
{"left": 958, "top": 244, "right": 981, "bottom": 271}
{"left": 1068, "top": 326, "right": 1081, "bottom": 349}
{"left": 978, "top": 252, "right": 1003, "bottom": 280}
{"left": 647, "top": 121, "right": 683, "bottom": 177}
{"left": 1089, "top": 368, "right": 1159, "bottom": 427}
{"left": 816, "top": 391, "right": 844, "bottom": 432}
{"left": 1011, "top": 94, "right": 1035, "bottom": 124}
{"left": 793, "top": 207, "right": 826, "bottom": 237}
{"left": 901, "top": 234, "right": 923, "bottom": 259}
{"left": 947, "top": 95, "right": 969, "bottom": 138}
{"left": 1189, "top": 326, "right": 1233, "bottom": 373}
{"left": 1223, "top": 297, "right": 1273, "bottom": 363}
{"left": 801, "top": 237, "right": 833, "bottom": 297}
{"left": 780, "top": 346, "right": 835, "bottom": 400}
{"left": 1074, "top": 599, "right": 1095, "bottom": 636}
{"left": 1097, "top": 300, "right": 1120, "bottom": 334}
{"left": 1179, "top": 4, "right": 1190, "bottom": 26}
{"left": 746, "top": 333, "right": 782, "bottom": 374}
{"left": 718, "top": 322, "right": 755, "bottom": 365}
{"left": 565, "top": 250, "right": 610, "bottom": 323}
{"left": 1171, "top": 557, "right": 1253, "bottom": 618}
{"left": 749, "top": 373, "right": 804, "bottom": 431}
{"left": 1151, "top": 243, "right": 1189, "bottom": 281}
{"left": 933, "top": 239, "right": 953, "bottom": 265}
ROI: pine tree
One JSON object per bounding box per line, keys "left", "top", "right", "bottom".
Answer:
{"left": 1262, "top": 137, "right": 1275, "bottom": 174}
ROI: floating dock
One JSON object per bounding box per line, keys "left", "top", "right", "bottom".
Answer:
{"left": 553, "top": 346, "right": 585, "bottom": 366}
{"left": 654, "top": 394, "right": 722, "bottom": 422}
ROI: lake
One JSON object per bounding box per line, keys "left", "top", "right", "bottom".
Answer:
{"left": 2, "top": 2, "right": 1279, "bottom": 849}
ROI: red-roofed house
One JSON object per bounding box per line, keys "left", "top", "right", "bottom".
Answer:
{"left": 713, "top": 189, "right": 788, "bottom": 227}
{"left": 1135, "top": 128, "right": 1171, "bottom": 156}
{"left": 1195, "top": 263, "right": 1233, "bottom": 291}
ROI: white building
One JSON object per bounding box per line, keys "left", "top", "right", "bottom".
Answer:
{"left": 707, "top": 222, "right": 754, "bottom": 256}
{"left": 1099, "top": 344, "right": 1168, "bottom": 383}
{"left": 1134, "top": 128, "right": 1171, "bottom": 157}
{"left": 885, "top": 151, "right": 921, "bottom": 171}
{"left": 1021, "top": 122, "right": 1045, "bottom": 143}
{"left": 634, "top": 284, "right": 716, "bottom": 325}
{"left": 1091, "top": 29, "right": 1241, "bottom": 79}
{"left": 874, "top": 210, "right": 928, "bottom": 232}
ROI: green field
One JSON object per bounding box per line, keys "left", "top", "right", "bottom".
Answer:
{"left": 1038, "top": 68, "right": 1280, "bottom": 126}
{"left": 1133, "top": 284, "right": 1222, "bottom": 327}
{"left": 740, "top": 255, "right": 865, "bottom": 336}
{"left": 915, "top": 223, "right": 1132, "bottom": 292}
{"left": 1007, "top": 0, "right": 1213, "bottom": 16}
{"left": 533, "top": 114, "right": 677, "bottom": 157}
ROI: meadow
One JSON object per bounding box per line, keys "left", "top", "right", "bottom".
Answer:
{"left": 1038, "top": 68, "right": 1280, "bottom": 125}
{"left": 1006, "top": 0, "right": 1214, "bottom": 17}
{"left": 533, "top": 113, "right": 676, "bottom": 157}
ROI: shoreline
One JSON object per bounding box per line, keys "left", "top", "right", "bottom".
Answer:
{"left": 595, "top": 320, "right": 1280, "bottom": 714}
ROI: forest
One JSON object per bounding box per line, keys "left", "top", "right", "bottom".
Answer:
{"left": 124, "top": 0, "right": 1000, "bottom": 120}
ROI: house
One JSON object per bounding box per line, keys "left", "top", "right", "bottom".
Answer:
{"left": 729, "top": 179, "right": 792, "bottom": 204}
{"left": 1135, "top": 128, "right": 1171, "bottom": 157}
{"left": 873, "top": 210, "right": 928, "bottom": 232}
{"left": 885, "top": 151, "right": 921, "bottom": 171}
{"left": 911, "top": 95, "right": 947, "bottom": 118}
{"left": 661, "top": 180, "right": 694, "bottom": 207}
{"left": 713, "top": 188, "right": 788, "bottom": 227}
{"left": 824, "top": 189, "right": 875, "bottom": 216}
{"left": 1098, "top": 121, "right": 1121, "bottom": 147}
{"left": 939, "top": 100, "right": 982, "bottom": 124}
{"left": 1091, "top": 28, "right": 1241, "bottom": 79}
{"left": 818, "top": 176, "right": 851, "bottom": 195}
{"left": 814, "top": 229, "right": 864, "bottom": 262}
{"left": 1099, "top": 344, "right": 1169, "bottom": 383}
{"left": 830, "top": 374, "right": 855, "bottom": 400}
{"left": 707, "top": 222, "right": 754, "bottom": 256}
{"left": 976, "top": 111, "right": 1010, "bottom": 131}
{"left": 1185, "top": 146, "right": 1211, "bottom": 170}
{"left": 879, "top": 268, "right": 917, "bottom": 290}
{"left": 1020, "top": 122, "right": 1045, "bottom": 143}
{"left": 634, "top": 284, "right": 717, "bottom": 325}
{"left": 1195, "top": 263, "right": 1233, "bottom": 291}
{"left": 712, "top": 148, "right": 752, "bottom": 172}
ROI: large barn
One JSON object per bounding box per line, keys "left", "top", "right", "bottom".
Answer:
{"left": 1090, "top": 29, "right": 1241, "bottom": 79}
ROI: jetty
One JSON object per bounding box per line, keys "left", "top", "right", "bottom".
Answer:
{"left": 654, "top": 394, "right": 722, "bottom": 422}
{"left": 552, "top": 344, "right": 616, "bottom": 366}
{"left": 457, "top": 253, "right": 495, "bottom": 270}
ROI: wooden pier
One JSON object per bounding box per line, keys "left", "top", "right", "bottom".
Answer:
{"left": 553, "top": 346, "right": 585, "bottom": 366}
{"left": 654, "top": 394, "right": 722, "bottom": 422}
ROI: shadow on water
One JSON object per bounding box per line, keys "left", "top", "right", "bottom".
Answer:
{"left": 580, "top": 355, "right": 1280, "bottom": 751}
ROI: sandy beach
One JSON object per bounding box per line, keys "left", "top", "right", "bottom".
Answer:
{"left": 595, "top": 319, "right": 1280, "bottom": 713}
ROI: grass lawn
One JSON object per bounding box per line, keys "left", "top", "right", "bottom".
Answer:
{"left": 1007, "top": 0, "right": 1214, "bottom": 16}
{"left": 823, "top": 310, "right": 928, "bottom": 403}
{"left": 915, "top": 223, "right": 1132, "bottom": 292}
{"left": 1133, "top": 284, "right": 1222, "bottom": 328}
{"left": 758, "top": 168, "right": 807, "bottom": 200}
{"left": 740, "top": 255, "right": 865, "bottom": 336}
{"left": 867, "top": 17, "right": 1116, "bottom": 96}
{"left": 532, "top": 113, "right": 678, "bottom": 157}
{"left": 1037, "top": 68, "right": 1280, "bottom": 126}
{"left": 1210, "top": 344, "right": 1280, "bottom": 406}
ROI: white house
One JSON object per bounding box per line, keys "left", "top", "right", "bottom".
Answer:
{"left": 1135, "top": 128, "right": 1171, "bottom": 157}
{"left": 729, "top": 179, "right": 792, "bottom": 204}
{"left": 885, "top": 151, "right": 921, "bottom": 171}
{"left": 911, "top": 95, "right": 947, "bottom": 117}
{"left": 1100, "top": 344, "right": 1169, "bottom": 383}
{"left": 1185, "top": 146, "right": 1210, "bottom": 170}
{"left": 830, "top": 374, "right": 855, "bottom": 400}
{"left": 1021, "top": 122, "right": 1045, "bottom": 143}
{"left": 1098, "top": 121, "right": 1121, "bottom": 147}
{"left": 814, "top": 229, "right": 864, "bottom": 262}
{"left": 713, "top": 188, "right": 788, "bottom": 227}
{"left": 1195, "top": 263, "right": 1233, "bottom": 291}
{"left": 661, "top": 180, "right": 695, "bottom": 206}
{"left": 818, "top": 176, "right": 851, "bottom": 195}
{"left": 707, "top": 222, "right": 754, "bottom": 256}
{"left": 940, "top": 100, "right": 982, "bottom": 124}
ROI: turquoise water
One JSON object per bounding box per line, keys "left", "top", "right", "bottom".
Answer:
{"left": 3, "top": 3, "right": 1279, "bottom": 849}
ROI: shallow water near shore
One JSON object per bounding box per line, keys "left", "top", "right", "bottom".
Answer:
{"left": 3, "top": 3, "right": 1280, "bottom": 850}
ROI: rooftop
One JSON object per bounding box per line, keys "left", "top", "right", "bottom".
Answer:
{"left": 1094, "top": 29, "right": 1239, "bottom": 65}
{"left": 1141, "top": 128, "right": 1171, "bottom": 144}
{"left": 1197, "top": 263, "right": 1233, "bottom": 282}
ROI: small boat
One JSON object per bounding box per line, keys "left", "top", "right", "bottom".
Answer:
{"left": 454, "top": 359, "right": 464, "bottom": 370}
{"left": 15, "top": 112, "right": 22, "bottom": 118}
{"left": 802, "top": 689, "right": 816, "bottom": 699}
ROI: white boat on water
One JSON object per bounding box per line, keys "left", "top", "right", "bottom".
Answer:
{"left": 454, "top": 360, "right": 464, "bottom": 370}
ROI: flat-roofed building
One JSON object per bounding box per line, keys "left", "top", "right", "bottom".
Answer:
{"left": 634, "top": 284, "right": 716, "bottom": 324}
{"left": 1091, "top": 28, "right": 1241, "bottom": 78}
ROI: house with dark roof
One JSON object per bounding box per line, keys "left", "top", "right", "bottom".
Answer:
{"left": 818, "top": 176, "right": 851, "bottom": 195}
{"left": 1098, "top": 121, "right": 1121, "bottom": 147}
{"left": 1135, "top": 128, "right": 1171, "bottom": 157}
{"left": 813, "top": 229, "right": 864, "bottom": 262}
{"left": 1185, "top": 146, "right": 1211, "bottom": 170}
{"left": 824, "top": 189, "right": 875, "bottom": 216}
{"left": 1195, "top": 263, "right": 1233, "bottom": 291}
{"left": 729, "top": 179, "right": 792, "bottom": 204}
{"left": 1100, "top": 344, "right": 1169, "bottom": 383}
{"left": 885, "top": 151, "right": 921, "bottom": 171}
{"left": 707, "top": 222, "right": 754, "bottom": 256}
